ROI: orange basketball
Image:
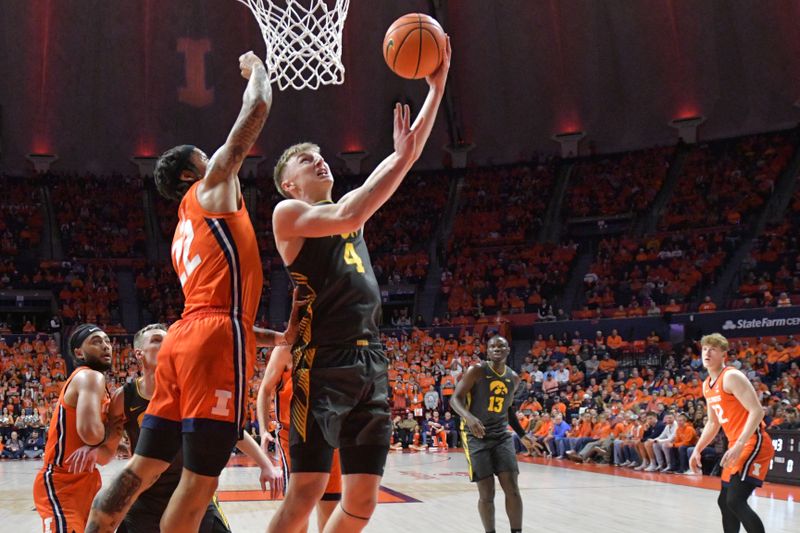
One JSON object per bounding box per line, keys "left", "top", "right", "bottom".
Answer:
{"left": 383, "top": 13, "right": 446, "bottom": 80}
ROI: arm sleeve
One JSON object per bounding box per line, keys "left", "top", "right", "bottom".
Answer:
{"left": 507, "top": 406, "right": 527, "bottom": 438}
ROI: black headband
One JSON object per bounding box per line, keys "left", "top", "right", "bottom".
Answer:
{"left": 69, "top": 323, "right": 103, "bottom": 353}
{"left": 176, "top": 144, "right": 197, "bottom": 173}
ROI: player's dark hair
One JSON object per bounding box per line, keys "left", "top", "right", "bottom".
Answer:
{"left": 154, "top": 144, "right": 199, "bottom": 201}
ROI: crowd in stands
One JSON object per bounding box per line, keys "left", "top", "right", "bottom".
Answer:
{"left": 450, "top": 160, "right": 555, "bottom": 249}
{"left": 0, "top": 334, "right": 67, "bottom": 459}
{"left": 444, "top": 243, "right": 578, "bottom": 321}
{"left": 50, "top": 174, "right": 147, "bottom": 258}
{"left": 0, "top": 259, "right": 124, "bottom": 331}
{"left": 442, "top": 159, "right": 579, "bottom": 320}
{"left": 732, "top": 184, "right": 800, "bottom": 309}
{"left": 579, "top": 227, "right": 739, "bottom": 317}
{"left": 564, "top": 146, "right": 673, "bottom": 219}
{"left": 0, "top": 175, "right": 44, "bottom": 258}
{"left": 134, "top": 262, "right": 184, "bottom": 325}
{"left": 660, "top": 132, "right": 793, "bottom": 232}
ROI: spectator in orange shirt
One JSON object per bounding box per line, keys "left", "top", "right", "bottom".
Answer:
{"left": 671, "top": 413, "right": 698, "bottom": 473}
{"left": 606, "top": 329, "right": 624, "bottom": 355}
{"left": 566, "top": 413, "right": 613, "bottom": 463}
{"left": 625, "top": 368, "right": 643, "bottom": 390}
{"left": 542, "top": 373, "right": 559, "bottom": 396}
{"left": 440, "top": 373, "right": 456, "bottom": 412}
{"left": 520, "top": 398, "right": 542, "bottom": 413}
{"left": 598, "top": 354, "right": 617, "bottom": 378}
{"left": 698, "top": 296, "right": 717, "bottom": 312}
{"left": 564, "top": 412, "right": 594, "bottom": 457}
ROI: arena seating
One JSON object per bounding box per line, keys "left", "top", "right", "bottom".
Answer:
{"left": 50, "top": 174, "right": 147, "bottom": 258}
{"left": 564, "top": 146, "right": 674, "bottom": 219}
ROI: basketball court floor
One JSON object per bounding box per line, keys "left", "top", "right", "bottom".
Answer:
{"left": 4, "top": 450, "right": 798, "bottom": 531}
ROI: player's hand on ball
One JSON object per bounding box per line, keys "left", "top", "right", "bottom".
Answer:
{"left": 239, "top": 51, "right": 264, "bottom": 80}
{"left": 426, "top": 35, "right": 451, "bottom": 90}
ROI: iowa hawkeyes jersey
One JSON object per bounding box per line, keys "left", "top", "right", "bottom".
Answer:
{"left": 286, "top": 218, "right": 381, "bottom": 348}
{"left": 462, "top": 362, "right": 517, "bottom": 438}
{"left": 123, "top": 380, "right": 182, "bottom": 512}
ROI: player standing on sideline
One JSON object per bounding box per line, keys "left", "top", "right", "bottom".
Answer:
{"left": 265, "top": 37, "right": 450, "bottom": 533}
{"left": 33, "top": 324, "right": 122, "bottom": 533}
{"left": 86, "top": 51, "right": 280, "bottom": 533}
{"left": 115, "top": 324, "right": 283, "bottom": 532}
{"left": 450, "top": 335, "right": 532, "bottom": 533}
{"left": 256, "top": 344, "right": 342, "bottom": 532}
{"left": 691, "top": 333, "right": 774, "bottom": 533}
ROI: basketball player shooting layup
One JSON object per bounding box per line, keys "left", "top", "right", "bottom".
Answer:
{"left": 691, "top": 333, "right": 775, "bottom": 533}
{"left": 86, "top": 51, "right": 288, "bottom": 533}
{"left": 265, "top": 37, "right": 451, "bottom": 533}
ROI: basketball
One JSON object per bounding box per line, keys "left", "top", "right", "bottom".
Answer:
{"left": 383, "top": 13, "right": 446, "bottom": 79}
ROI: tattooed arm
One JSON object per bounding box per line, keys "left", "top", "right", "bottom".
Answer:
{"left": 207, "top": 51, "right": 271, "bottom": 185}
{"left": 198, "top": 51, "right": 272, "bottom": 213}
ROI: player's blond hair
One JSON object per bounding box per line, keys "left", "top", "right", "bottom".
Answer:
{"left": 700, "top": 333, "right": 729, "bottom": 352}
{"left": 273, "top": 142, "right": 320, "bottom": 198}
{"left": 133, "top": 323, "right": 167, "bottom": 349}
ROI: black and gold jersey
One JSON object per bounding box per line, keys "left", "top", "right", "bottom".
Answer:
{"left": 462, "top": 362, "right": 517, "bottom": 438}
{"left": 286, "top": 221, "right": 381, "bottom": 349}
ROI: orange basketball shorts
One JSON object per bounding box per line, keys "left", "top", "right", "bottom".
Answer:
{"left": 144, "top": 313, "right": 255, "bottom": 434}
{"left": 33, "top": 465, "right": 101, "bottom": 533}
{"left": 722, "top": 429, "right": 775, "bottom": 487}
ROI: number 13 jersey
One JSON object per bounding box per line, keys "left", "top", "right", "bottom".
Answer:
{"left": 172, "top": 182, "right": 263, "bottom": 325}
{"left": 285, "top": 216, "right": 381, "bottom": 347}
{"left": 463, "top": 362, "right": 516, "bottom": 438}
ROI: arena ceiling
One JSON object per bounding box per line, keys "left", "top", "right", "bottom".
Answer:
{"left": 2, "top": 0, "right": 800, "bottom": 174}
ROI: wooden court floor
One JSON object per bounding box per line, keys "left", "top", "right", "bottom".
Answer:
{"left": 4, "top": 449, "right": 799, "bottom": 532}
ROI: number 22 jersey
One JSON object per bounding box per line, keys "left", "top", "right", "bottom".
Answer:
{"left": 171, "top": 181, "right": 263, "bottom": 325}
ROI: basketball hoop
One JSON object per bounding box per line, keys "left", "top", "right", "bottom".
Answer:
{"left": 235, "top": 0, "right": 350, "bottom": 91}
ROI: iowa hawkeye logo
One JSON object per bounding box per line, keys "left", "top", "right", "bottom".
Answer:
{"left": 489, "top": 380, "right": 509, "bottom": 396}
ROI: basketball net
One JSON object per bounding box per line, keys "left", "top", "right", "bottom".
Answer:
{"left": 235, "top": 0, "right": 350, "bottom": 91}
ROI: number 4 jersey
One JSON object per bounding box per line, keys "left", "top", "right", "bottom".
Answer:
{"left": 285, "top": 215, "right": 381, "bottom": 347}
{"left": 703, "top": 366, "right": 774, "bottom": 486}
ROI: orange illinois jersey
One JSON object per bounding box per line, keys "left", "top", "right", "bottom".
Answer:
{"left": 42, "top": 367, "right": 110, "bottom": 471}
{"left": 276, "top": 366, "right": 292, "bottom": 429}
{"left": 172, "top": 181, "right": 263, "bottom": 325}
{"left": 704, "top": 366, "right": 774, "bottom": 485}
{"left": 702, "top": 366, "right": 767, "bottom": 443}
